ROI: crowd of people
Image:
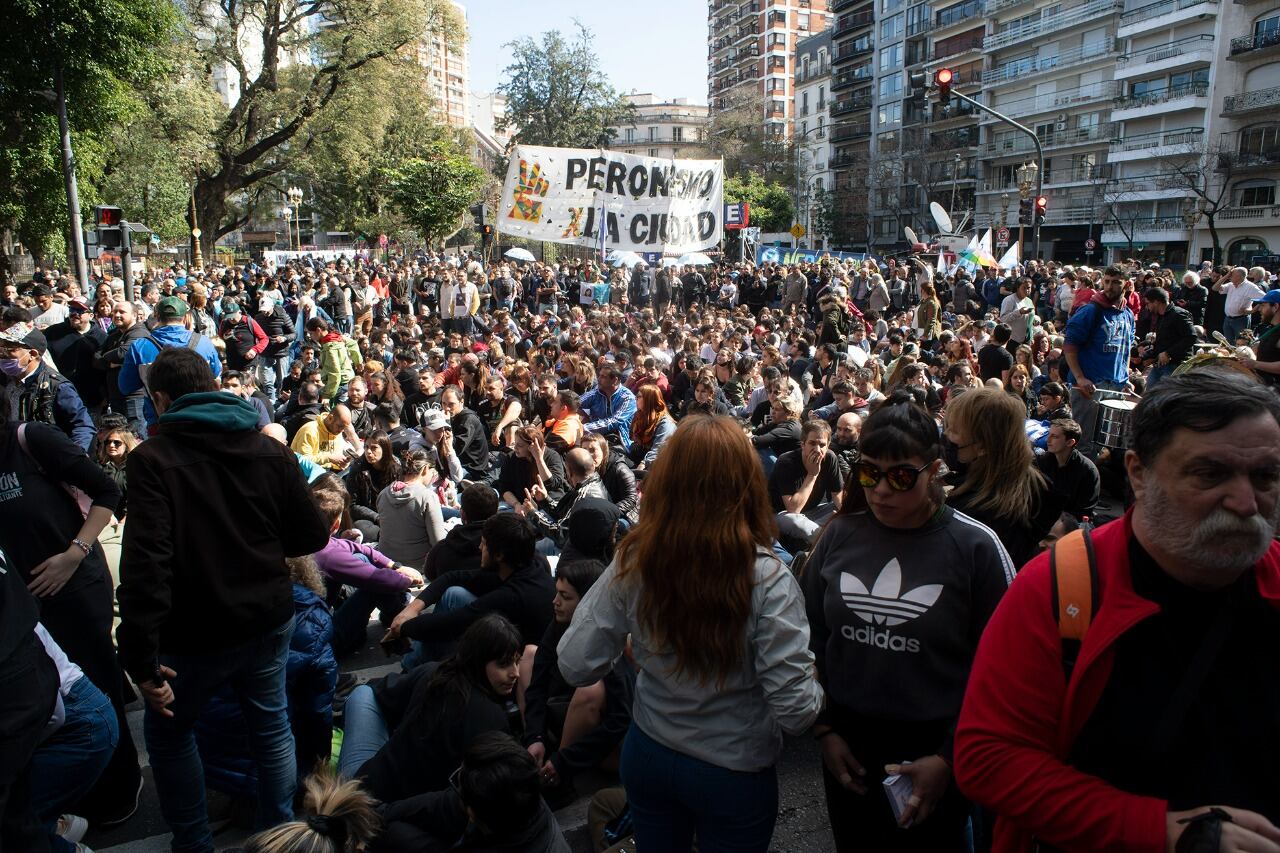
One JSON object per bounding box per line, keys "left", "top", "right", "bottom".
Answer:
{"left": 0, "top": 245, "right": 1278, "bottom": 853}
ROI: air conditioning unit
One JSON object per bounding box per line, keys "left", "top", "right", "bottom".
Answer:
{"left": 1056, "top": 121, "right": 1069, "bottom": 131}
{"left": 1056, "top": 113, "right": 1068, "bottom": 122}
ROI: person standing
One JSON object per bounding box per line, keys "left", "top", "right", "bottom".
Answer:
{"left": 999, "top": 278, "right": 1037, "bottom": 352}
{"left": 118, "top": 296, "right": 222, "bottom": 430}
{"left": 559, "top": 416, "right": 824, "bottom": 852}
{"left": 0, "top": 324, "right": 96, "bottom": 451}
{"left": 1062, "top": 266, "right": 1135, "bottom": 456}
{"left": 1214, "top": 266, "right": 1265, "bottom": 344}
{"left": 1139, "top": 286, "right": 1195, "bottom": 389}
{"left": 44, "top": 299, "right": 107, "bottom": 417}
{"left": 94, "top": 301, "right": 151, "bottom": 436}
{"left": 955, "top": 370, "right": 1280, "bottom": 853}
{"left": 1243, "top": 289, "right": 1280, "bottom": 387}
{"left": 117, "top": 347, "right": 330, "bottom": 853}
{"left": 253, "top": 296, "right": 295, "bottom": 403}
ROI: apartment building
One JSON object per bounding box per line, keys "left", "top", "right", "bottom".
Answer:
{"left": 709, "top": 0, "right": 832, "bottom": 134}
{"left": 796, "top": 31, "right": 835, "bottom": 246}
{"left": 828, "top": 0, "right": 877, "bottom": 247}
{"left": 613, "top": 94, "right": 712, "bottom": 160}
{"left": 414, "top": 0, "right": 469, "bottom": 128}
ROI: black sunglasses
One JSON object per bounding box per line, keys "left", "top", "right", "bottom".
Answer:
{"left": 855, "top": 460, "right": 932, "bottom": 492}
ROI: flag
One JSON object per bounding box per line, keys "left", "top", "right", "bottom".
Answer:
{"left": 597, "top": 199, "right": 607, "bottom": 262}
{"left": 996, "top": 240, "right": 1020, "bottom": 270}
{"left": 959, "top": 229, "right": 998, "bottom": 269}
{"left": 937, "top": 251, "right": 948, "bottom": 277}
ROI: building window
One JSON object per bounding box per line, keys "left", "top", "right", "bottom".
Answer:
{"left": 879, "top": 71, "right": 903, "bottom": 99}
{"left": 648, "top": 127, "right": 657, "bottom": 141}
{"left": 802, "top": 91, "right": 810, "bottom": 114}
{"left": 818, "top": 85, "right": 826, "bottom": 108}
{"left": 649, "top": 148, "right": 658, "bottom": 157}
{"left": 1240, "top": 124, "right": 1280, "bottom": 159}
{"left": 880, "top": 13, "right": 903, "bottom": 40}
{"left": 883, "top": 0, "right": 904, "bottom": 13}
{"left": 1228, "top": 237, "right": 1268, "bottom": 266}
{"left": 625, "top": 128, "right": 635, "bottom": 142}
{"left": 879, "top": 43, "right": 903, "bottom": 71}
{"left": 1239, "top": 182, "right": 1277, "bottom": 207}
{"left": 878, "top": 101, "right": 902, "bottom": 127}
{"left": 673, "top": 126, "right": 684, "bottom": 142}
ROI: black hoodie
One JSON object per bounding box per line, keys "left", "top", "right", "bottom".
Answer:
{"left": 116, "top": 393, "right": 330, "bottom": 684}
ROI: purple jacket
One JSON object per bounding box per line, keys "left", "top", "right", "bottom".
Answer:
{"left": 314, "top": 537, "right": 409, "bottom": 594}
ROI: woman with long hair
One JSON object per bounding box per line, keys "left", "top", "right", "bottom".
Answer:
{"left": 1004, "top": 364, "right": 1037, "bottom": 417}
{"left": 559, "top": 416, "right": 824, "bottom": 852}
{"left": 95, "top": 423, "right": 138, "bottom": 513}
{"left": 803, "top": 396, "right": 1014, "bottom": 852}
{"left": 345, "top": 431, "right": 401, "bottom": 541}
{"left": 915, "top": 281, "right": 942, "bottom": 346}
{"left": 944, "top": 388, "right": 1059, "bottom": 567}
{"left": 338, "top": 614, "right": 523, "bottom": 803}
{"left": 627, "top": 384, "right": 676, "bottom": 473}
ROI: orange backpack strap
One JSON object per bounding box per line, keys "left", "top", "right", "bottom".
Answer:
{"left": 1048, "top": 526, "right": 1098, "bottom": 679}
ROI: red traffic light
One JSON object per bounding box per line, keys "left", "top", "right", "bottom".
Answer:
{"left": 935, "top": 68, "right": 954, "bottom": 86}
{"left": 95, "top": 205, "right": 123, "bottom": 227}
{"left": 1035, "top": 196, "right": 1048, "bottom": 209}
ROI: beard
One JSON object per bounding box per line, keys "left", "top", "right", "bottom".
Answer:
{"left": 1141, "top": 476, "right": 1279, "bottom": 578}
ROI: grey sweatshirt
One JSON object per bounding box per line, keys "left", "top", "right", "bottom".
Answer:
{"left": 802, "top": 508, "right": 1013, "bottom": 743}
{"left": 375, "top": 480, "right": 447, "bottom": 569}
{"left": 557, "top": 549, "right": 824, "bottom": 772}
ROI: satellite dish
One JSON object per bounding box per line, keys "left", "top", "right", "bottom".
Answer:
{"left": 903, "top": 225, "right": 919, "bottom": 245}
{"left": 930, "top": 202, "right": 954, "bottom": 235}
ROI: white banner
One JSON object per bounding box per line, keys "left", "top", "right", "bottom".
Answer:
{"left": 497, "top": 145, "right": 724, "bottom": 255}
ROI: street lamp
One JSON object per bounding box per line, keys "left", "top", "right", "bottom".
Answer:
{"left": 1016, "top": 161, "right": 1037, "bottom": 259}
{"left": 1000, "top": 191, "right": 1011, "bottom": 228}
{"left": 281, "top": 205, "right": 295, "bottom": 251}
{"left": 287, "top": 185, "right": 304, "bottom": 252}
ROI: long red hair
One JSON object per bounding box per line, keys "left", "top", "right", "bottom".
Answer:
{"left": 630, "top": 384, "right": 669, "bottom": 446}
{"left": 615, "top": 415, "right": 778, "bottom": 685}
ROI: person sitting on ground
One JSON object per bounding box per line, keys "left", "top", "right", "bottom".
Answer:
{"left": 542, "top": 389, "right": 585, "bottom": 455}
{"left": 769, "top": 419, "right": 844, "bottom": 553}
{"left": 519, "top": 560, "right": 634, "bottom": 801}
{"left": 1034, "top": 418, "right": 1101, "bottom": 522}
{"left": 579, "top": 432, "right": 638, "bottom": 523}
{"left": 626, "top": 383, "right": 676, "bottom": 475}
{"left": 1035, "top": 380, "right": 1071, "bottom": 421}
{"left": 384, "top": 513, "right": 554, "bottom": 667}
{"left": 195, "top": 556, "right": 338, "bottom": 805}
{"left": 291, "top": 403, "right": 360, "bottom": 472}
{"left": 344, "top": 431, "right": 400, "bottom": 542}
{"left": 373, "top": 733, "right": 572, "bottom": 853}
{"left": 497, "top": 424, "right": 568, "bottom": 516}
{"left": 311, "top": 487, "right": 424, "bottom": 658}
{"left": 282, "top": 382, "right": 324, "bottom": 444}
{"left": 375, "top": 449, "right": 449, "bottom": 573}
{"left": 423, "top": 482, "right": 500, "bottom": 582}
{"left": 523, "top": 447, "right": 612, "bottom": 557}
{"left": 338, "top": 614, "right": 523, "bottom": 804}
{"left": 240, "top": 768, "right": 380, "bottom": 853}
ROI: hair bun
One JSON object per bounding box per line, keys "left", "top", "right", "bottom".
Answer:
{"left": 306, "top": 814, "right": 348, "bottom": 847}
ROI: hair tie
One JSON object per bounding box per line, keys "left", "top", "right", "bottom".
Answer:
{"left": 306, "top": 814, "right": 348, "bottom": 848}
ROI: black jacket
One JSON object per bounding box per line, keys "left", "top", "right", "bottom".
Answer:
{"left": 45, "top": 321, "right": 106, "bottom": 407}
{"left": 1035, "top": 448, "right": 1101, "bottom": 521}
{"left": 1174, "top": 283, "right": 1209, "bottom": 326}
{"left": 116, "top": 393, "right": 330, "bottom": 684}
{"left": 451, "top": 407, "right": 491, "bottom": 475}
{"left": 597, "top": 452, "right": 638, "bottom": 521}
{"left": 423, "top": 519, "right": 484, "bottom": 582}
{"left": 1151, "top": 304, "right": 1197, "bottom": 365}
{"left": 95, "top": 321, "right": 151, "bottom": 412}
{"left": 254, "top": 306, "right": 296, "bottom": 357}
{"left": 401, "top": 560, "right": 555, "bottom": 646}
{"left": 376, "top": 778, "right": 570, "bottom": 853}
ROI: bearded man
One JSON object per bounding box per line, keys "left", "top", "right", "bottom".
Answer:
{"left": 954, "top": 369, "right": 1280, "bottom": 853}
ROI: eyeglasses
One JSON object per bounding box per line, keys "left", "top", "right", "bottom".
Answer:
{"left": 104, "top": 439, "right": 126, "bottom": 448}
{"left": 854, "top": 461, "right": 932, "bottom": 492}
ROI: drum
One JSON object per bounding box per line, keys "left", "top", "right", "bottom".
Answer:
{"left": 1097, "top": 399, "right": 1137, "bottom": 449}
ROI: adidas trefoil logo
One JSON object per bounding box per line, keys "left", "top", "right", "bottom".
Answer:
{"left": 840, "top": 559, "right": 943, "bottom": 627}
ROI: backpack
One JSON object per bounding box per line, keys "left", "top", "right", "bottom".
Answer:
{"left": 137, "top": 332, "right": 205, "bottom": 395}
{"left": 1048, "top": 525, "right": 1097, "bottom": 680}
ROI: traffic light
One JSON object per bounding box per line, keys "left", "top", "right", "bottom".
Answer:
{"left": 1018, "top": 197, "right": 1033, "bottom": 226}
{"left": 934, "top": 68, "right": 954, "bottom": 105}
{"left": 907, "top": 69, "right": 928, "bottom": 102}
{"left": 95, "top": 205, "right": 124, "bottom": 250}
{"left": 1034, "top": 195, "right": 1048, "bottom": 226}
{"left": 480, "top": 224, "right": 494, "bottom": 239}
{"left": 469, "top": 203, "right": 487, "bottom": 230}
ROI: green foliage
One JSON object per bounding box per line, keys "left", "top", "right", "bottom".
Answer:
{"left": 705, "top": 87, "right": 793, "bottom": 181}
{"left": 725, "top": 173, "right": 795, "bottom": 234}
{"left": 0, "top": 0, "right": 179, "bottom": 260}
{"left": 496, "top": 23, "right": 635, "bottom": 149}
{"left": 387, "top": 141, "right": 488, "bottom": 247}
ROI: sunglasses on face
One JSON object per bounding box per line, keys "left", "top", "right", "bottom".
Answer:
{"left": 105, "top": 439, "right": 126, "bottom": 448}
{"left": 855, "top": 460, "right": 932, "bottom": 492}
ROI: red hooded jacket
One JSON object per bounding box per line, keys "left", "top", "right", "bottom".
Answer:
{"left": 955, "top": 510, "right": 1280, "bottom": 853}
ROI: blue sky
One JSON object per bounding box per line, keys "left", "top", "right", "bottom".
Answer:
{"left": 464, "top": 0, "right": 709, "bottom": 105}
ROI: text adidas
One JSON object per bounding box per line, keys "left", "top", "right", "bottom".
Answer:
{"left": 842, "top": 623, "right": 921, "bottom": 654}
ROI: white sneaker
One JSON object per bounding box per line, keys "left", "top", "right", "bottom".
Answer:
{"left": 57, "top": 815, "right": 89, "bottom": 844}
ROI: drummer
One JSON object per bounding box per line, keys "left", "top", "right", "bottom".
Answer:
{"left": 1062, "top": 266, "right": 1136, "bottom": 457}
{"left": 1242, "top": 288, "right": 1280, "bottom": 387}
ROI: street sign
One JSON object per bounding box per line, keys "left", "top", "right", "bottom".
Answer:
{"left": 997, "top": 227, "right": 1011, "bottom": 243}
{"left": 997, "top": 240, "right": 1009, "bottom": 248}
{"left": 789, "top": 223, "right": 807, "bottom": 240}
{"left": 1084, "top": 238, "right": 1097, "bottom": 251}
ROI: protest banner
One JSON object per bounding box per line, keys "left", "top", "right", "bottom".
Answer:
{"left": 498, "top": 145, "right": 724, "bottom": 255}
{"left": 754, "top": 245, "right": 871, "bottom": 266}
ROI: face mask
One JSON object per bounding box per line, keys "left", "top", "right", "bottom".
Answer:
{"left": 0, "top": 358, "right": 25, "bottom": 377}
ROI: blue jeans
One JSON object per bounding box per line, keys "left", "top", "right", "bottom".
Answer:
{"left": 124, "top": 395, "right": 147, "bottom": 439}
{"left": 336, "top": 684, "right": 389, "bottom": 779}
{"left": 756, "top": 447, "right": 778, "bottom": 478}
{"left": 31, "top": 677, "right": 119, "bottom": 838}
{"left": 1223, "top": 312, "right": 1251, "bottom": 344}
{"left": 144, "top": 618, "right": 296, "bottom": 853}
{"left": 254, "top": 354, "right": 290, "bottom": 403}
{"left": 402, "top": 586, "right": 478, "bottom": 670}
{"left": 621, "top": 724, "right": 779, "bottom": 853}
{"left": 1146, "top": 361, "right": 1175, "bottom": 389}
{"left": 331, "top": 586, "right": 408, "bottom": 658}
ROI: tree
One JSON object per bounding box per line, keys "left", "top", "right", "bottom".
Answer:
{"left": 725, "top": 173, "right": 795, "bottom": 234}
{"left": 1153, "top": 138, "right": 1239, "bottom": 264}
{"left": 0, "top": 0, "right": 179, "bottom": 265}
{"left": 496, "top": 23, "right": 635, "bottom": 149}
{"left": 706, "top": 87, "right": 794, "bottom": 181}
{"left": 176, "top": 0, "right": 464, "bottom": 256}
{"left": 387, "top": 141, "right": 488, "bottom": 248}
{"left": 1102, "top": 182, "right": 1147, "bottom": 259}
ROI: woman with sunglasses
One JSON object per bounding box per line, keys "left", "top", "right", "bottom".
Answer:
{"left": 95, "top": 425, "right": 137, "bottom": 515}
{"left": 802, "top": 393, "right": 1015, "bottom": 853}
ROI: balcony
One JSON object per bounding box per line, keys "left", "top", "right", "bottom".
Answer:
{"left": 985, "top": 80, "right": 1121, "bottom": 121}
{"left": 934, "top": 0, "right": 983, "bottom": 29}
{"left": 830, "top": 153, "right": 867, "bottom": 169}
{"left": 907, "top": 17, "right": 932, "bottom": 36}
{"left": 831, "top": 92, "right": 875, "bottom": 114}
{"left": 931, "top": 128, "right": 980, "bottom": 150}
{"left": 983, "top": 123, "right": 1117, "bottom": 156}
{"left": 1115, "top": 34, "right": 1215, "bottom": 78}
{"left": 930, "top": 34, "right": 985, "bottom": 62}
{"left": 832, "top": 122, "right": 873, "bottom": 142}
{"left": 832, "top": 64, "right": 875, "bottom": 89}
{"left": 925, "top": 100, "right": 981, "bottom": 124}
{"left": 1230, "top": 28, "right": 1280, "bottom": 60}
{"left": 1105, "top": 172, "right": 1194, "bottom": 194}
{"left": 1224, "top": 85, "right": 1280, "bottom": 116}
{"left": 834, "top": 37, "right": 873, "bottom": 62}
{"left": 985, "top": 0, "right": 1123, "bottom": 51}
{"left": 1221, "top": 132, "right": 1280, "bottom": 169}
{"left": 981, "top": 167, "right": 1109, "bottom": 193}
{"left": 1117, "top": 0, "right": 1218, "bottom": 37}
{"left": 1108, "top": 126, "right": 1203, "bottom": 157}
{"left": 1215, "top": 205, "right": 1280, "bottom": 222}
{"left": 984, "top": 0, "right": 1033, "bottom": 13}
{"left": 1111, "top": 80, "right": 1209, "bottom": 119}
{"left": 831, "top": 0, "right": 873, "bottom": 11}
{"left": 983, "top": 40, "right": 1116, "bottom": 86}
{"left": 1100, "top": 217, "right": 1191, "bottom": 241}
{"left": 833, "top": 9, "right": 875, "bottom": 36}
